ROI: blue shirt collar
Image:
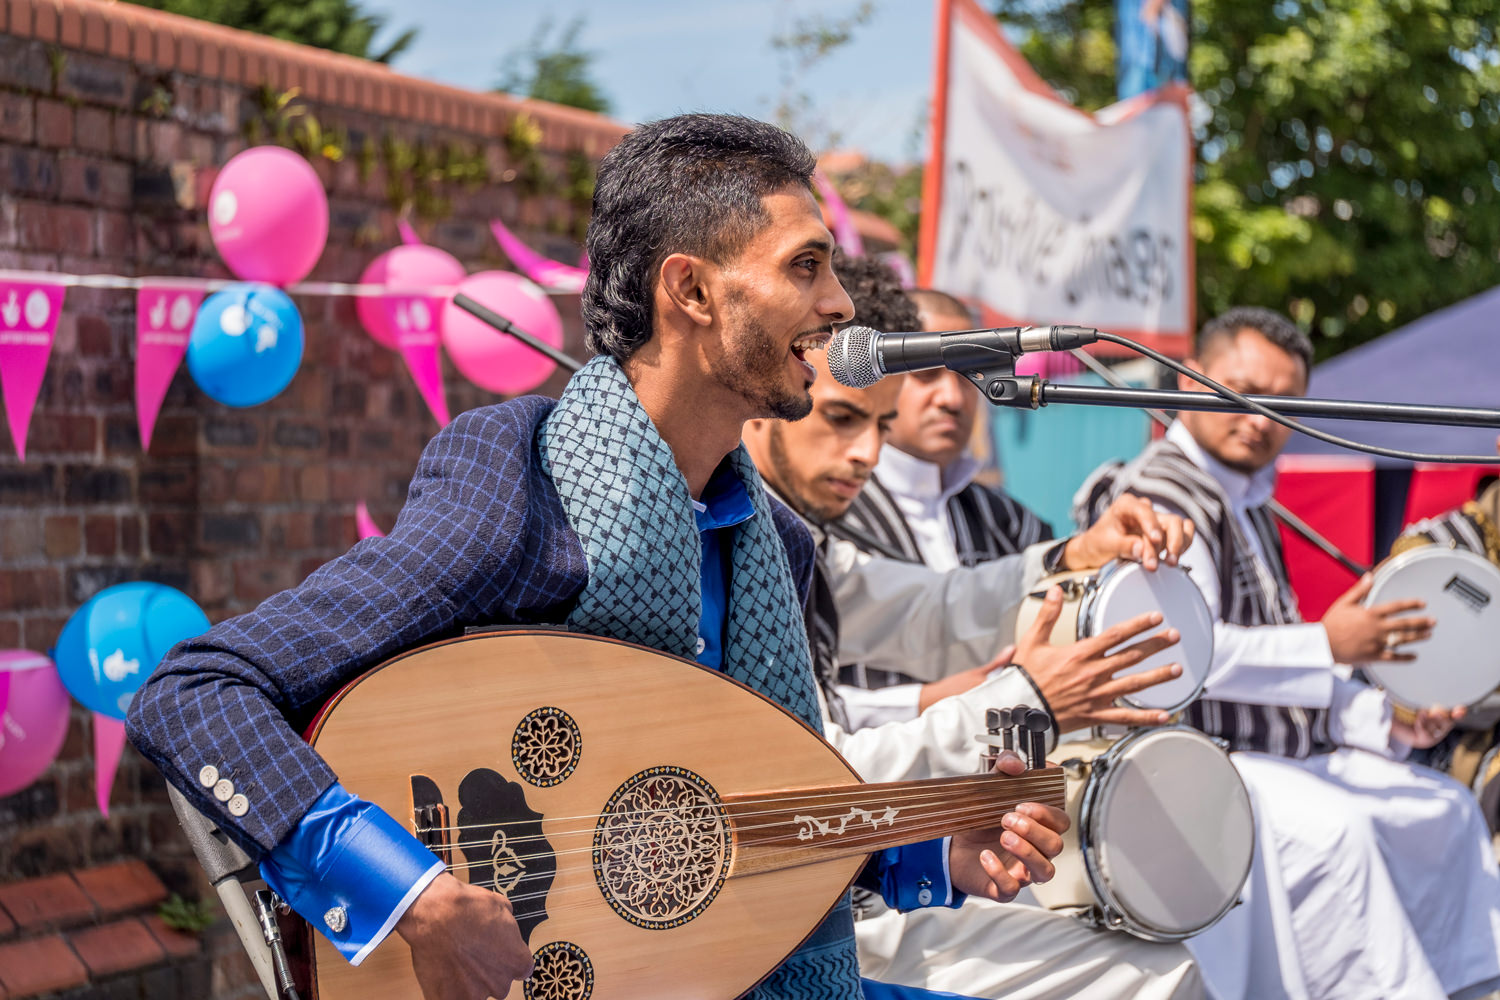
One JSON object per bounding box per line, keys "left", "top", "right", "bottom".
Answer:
{"left": 693, "top": 460, "right": 757, "bottom": 532}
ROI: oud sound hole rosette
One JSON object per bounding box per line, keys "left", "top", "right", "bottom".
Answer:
{"left": 524, "top": 940, "right": 593, "bottom": 1000}
{"left": 592, "top": 765, "right": 731, "bottom": 929}
{"left": 512, "top": 707, "right": 582, "bottom": 787}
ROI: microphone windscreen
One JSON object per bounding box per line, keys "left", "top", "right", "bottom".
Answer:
{"left": 827, "top": 325, "right": 881, "bottom": 388}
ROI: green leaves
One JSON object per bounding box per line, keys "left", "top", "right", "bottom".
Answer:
{"left": 990, "top": 0, "right": 1500, "bottom": 357}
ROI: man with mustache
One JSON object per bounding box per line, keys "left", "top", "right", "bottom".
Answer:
{"left": 1079, "top": 306, "right": 1500, "bottom": 1000}
{"left": 743, "top": 254, "right": 1203, "bottom": 999}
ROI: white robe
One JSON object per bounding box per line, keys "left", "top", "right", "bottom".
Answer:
{"left": 818, "top": 475, "right": 1205, "bottom": 1000}
{"left": 1155, "top": 424, "right": 1500, "bottom": 1000}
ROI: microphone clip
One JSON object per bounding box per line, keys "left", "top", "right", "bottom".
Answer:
{"left": 956, "top": 356, "right": 1042, "bottom": 410}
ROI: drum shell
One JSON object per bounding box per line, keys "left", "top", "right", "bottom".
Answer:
{"left": 1015, "top": 562, "right": 1213, "bottom": 714}
{"left": 1363, "top": 545, "right": 1500, "bottom": 711}
{"left": 1031, "top": 726, "right": 1254, "bottom": 942}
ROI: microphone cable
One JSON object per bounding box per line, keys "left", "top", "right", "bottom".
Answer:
{"left": 1090, "top": 330, "right": 1500, "bottom": 466}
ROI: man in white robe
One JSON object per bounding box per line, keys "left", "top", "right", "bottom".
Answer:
{"left": 1079, "top": 306, "right": 1500, "bottom": 1000}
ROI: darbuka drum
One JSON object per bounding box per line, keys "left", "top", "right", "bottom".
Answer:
{"left": 1029, "top": 726, "right": 1254, "bottom": 942}
{"left": 1017, "top": 561, "right": 1214, "bottom": 713}
{"left": 1364, "top": 546, "right": 1500, "bottom": 711}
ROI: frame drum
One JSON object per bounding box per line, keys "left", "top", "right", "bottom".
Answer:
{"left": 1017, "top": 561, "right": 1215, "bottom": 713}
{"left": 1029, "top": 726, "right": 1254, "bottom": 941}
{"left": 1364, "top": 545, "right": 1500, "bottom": 711}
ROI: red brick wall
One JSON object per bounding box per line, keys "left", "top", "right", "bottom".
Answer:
{"left": 0, "top": 2, "right": 623, "bottom": 996}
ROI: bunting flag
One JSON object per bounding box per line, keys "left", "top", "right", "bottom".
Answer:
{"left": 135, "top": 286, "right": 204, "bottom": 452}
{"left": 355, "top": 501, "right": 386, "bottom": 540}
{"left": 386, "top": 294, "right": 451, "bottom": 427}
{"left": 813, "top": 172, "right": 865, "bottom": 257}
{"left": 396, "top": 218, "right": 423, "bottom": 246}
{"left": 93, "top": 713, "right": 127, "bottom": 817}
{"left": 920, "top": 0, "right": 1194, "bottom": 354}
{"left": 0, "top": 279, "right": 66, "bottom": 460}
{"left": 488, "top": 219, "right": 587, "bottom": 293}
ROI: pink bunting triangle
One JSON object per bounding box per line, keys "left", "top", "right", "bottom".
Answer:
{"left": 0, "top": 280, "right": 66, "bottom": 461}
{"left": 488, "top": 219, "right": 587, "bottom": 293}
{"left": 813, "top": 172, "right": 865, "bottom": 257}
{"left": 135, "top": 285, "right": 203, "bottom": 452}
{"left": 93, "top": 713, "right": 127, "bottom": 817}
{"left": 386, "top": 295, "right": 451, "bottom": 427}
{"left": 397, "top": 218, "right": 422, "bottom": 246}
{"left": 355, "top": 501, "right": 386, "bottom": 540}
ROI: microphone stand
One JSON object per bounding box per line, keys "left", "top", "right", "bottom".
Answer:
{"left": 1063, "top": 347, "right": 1372, "bottom": 576}
{"left": 961, "top": 361, "right": 1500, "bottom": 430}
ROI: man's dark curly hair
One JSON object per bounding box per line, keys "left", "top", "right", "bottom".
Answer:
{"left": 1198, "top": 306, "right": 1313, "bottom": 375}
{"left": 833, "top": 250, "right": 920, "bottom": 334}
{"left": 582, "top": 113, "right": 817, "bottom": 361}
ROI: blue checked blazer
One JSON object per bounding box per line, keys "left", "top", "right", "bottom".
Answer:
{"left": 126, "top": 397, "right": 816, "bottom": 858}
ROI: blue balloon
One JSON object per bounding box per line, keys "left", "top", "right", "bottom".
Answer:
{"left": 187, "top": 283, "right": 305, "bottom": 407}
{"left": 53, "top": 583, "right": 211, "bottom": 720}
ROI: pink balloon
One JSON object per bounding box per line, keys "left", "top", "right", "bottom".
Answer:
{"left": 441, "top": 271, "right": 563, "bottom": 395}
{"left": 208, "top": 146, "right": 329, "bottom": 286}
{"left": 0, "top": 651, "right": 71, "bottom": 797}
{"left": 358, "top": 244, "right": 467, "bottom": 349}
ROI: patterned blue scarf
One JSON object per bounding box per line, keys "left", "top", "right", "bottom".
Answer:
{"left": 538, "top": 355, "right": 862, "bottom": 999}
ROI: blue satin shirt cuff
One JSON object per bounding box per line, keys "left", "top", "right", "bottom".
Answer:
{"left": 875, "top": 837, "right": 964, "bottom": 911}
{"left": 260, "top": 782, "right": 445, "bottom": 966}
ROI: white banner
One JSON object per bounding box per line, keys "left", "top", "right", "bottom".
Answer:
{"left": 921, "top": 0, "right": 1194, "bottom": 352}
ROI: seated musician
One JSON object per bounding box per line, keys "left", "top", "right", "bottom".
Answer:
{"left": 122, "top": 114, "right": 1167, "bottom": 1000}
{"left": 1391, "top": 451, "right": 1500, "bottom": 829}
{"left": 743, "top": 256, "right": 1204, "bottom": 1000}
{"left": 1076, "top": 306, "right": 1500, "bottom": 1000}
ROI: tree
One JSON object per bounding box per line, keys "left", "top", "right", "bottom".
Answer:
{"left": 769, "top": 1, "right": 877, "bottom": 149}
{"left": 991, "top": 0, "right": 1500, "bottom": 358}
{"left": 495, "top": 17, "right": 612, "bottom": 115}
{"left": 128, "top": 0, "right": 416, "bottom": 63}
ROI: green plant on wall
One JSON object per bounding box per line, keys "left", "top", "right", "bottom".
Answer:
{"left": 158, "top": 893, "right": 218, "bottom": 934}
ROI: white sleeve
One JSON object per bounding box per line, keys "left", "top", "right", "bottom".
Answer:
{"left": 834, "top": 683, "right": 921, "bottom": 730}
{"left": 826, "top": 535, "right": 1055, "bottom": 681}
{"left": 1175, "top": 527, "right": 1338, "bottom": 709}
{"left": 1327, "top": 675, "right": 1404, "bottom": 759}
{"left": 823, "top": 668, "right": 1054, "bottom": 782}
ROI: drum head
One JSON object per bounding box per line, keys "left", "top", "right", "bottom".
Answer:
{"left": 1083, "top": 728, "right": 1254, "bottom": 939}
{"left": 1364, "top": 547, "right": 1500, "bottom": 709}
{"left": 1084, "top": 563, "right": 1215, "bottom": 711}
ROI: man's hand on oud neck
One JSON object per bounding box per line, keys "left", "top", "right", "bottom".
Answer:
{"left": 397, "top": 873, "right": 534, "bottom": 1000}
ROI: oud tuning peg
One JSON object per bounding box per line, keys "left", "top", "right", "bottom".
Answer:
{"left": 1011, "top": 705, "right": 1030, "bottom": 757}
{"left": 1025, "top": 709, "right": 1050, "bottom": 770}
{"left": 994, "top": 708, "right": 1014, "bottom": 750}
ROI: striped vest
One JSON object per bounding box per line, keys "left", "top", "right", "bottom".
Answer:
{"left": 832, "top": 474, "right": 1053, "bottom": 691}
{"left": 1079, "top": 441, "right": 1335, "bottom": 758}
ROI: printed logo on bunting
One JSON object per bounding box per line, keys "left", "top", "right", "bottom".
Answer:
{"left": 922, "top": 0, "right": 1193, "bottom": 351}
{"left": 387, "top": 294, "right": 451, "bottom": 427}
{"left": 136, "top": 286, "right": 204, "bottom": 452}
{"left": 0, "top": 280, "right": 66, "bottom": 461}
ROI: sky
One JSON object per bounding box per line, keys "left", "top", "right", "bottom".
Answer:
{"left": 370, "top": 0, "right": 939, "bottom": 164}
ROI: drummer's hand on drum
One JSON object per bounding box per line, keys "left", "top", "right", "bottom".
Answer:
{"left": 1061, "top": 493, "right": 1193, "bottom": 572}
{"left": 1321, "top": 574, "right": 1436, "bottom": 664}
{"left": 1391, "top": 705, "right": 1466, "bottom": 749}
{"left": 949, "top": 750, "right": 1070, "bottom": 903}
{"left": 917, "top": 645, "right": 1016, "bottom": 713}
{"left": 1016, "top": 586, "right": 1183, "bottom": 730}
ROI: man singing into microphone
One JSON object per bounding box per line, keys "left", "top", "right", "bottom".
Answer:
{"left": 129, "top": 113, "right": 1199, "bottom": 1000}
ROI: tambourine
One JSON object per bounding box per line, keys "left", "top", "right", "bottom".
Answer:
{"left": 1016, "top": 561, "right": 1215, "bottom": 714}
{"left": 1029, "top": 726, "right": 1254, "bottom": 942}
{"left": 1363, "top": 545, "right": 1500, "bottom": 711}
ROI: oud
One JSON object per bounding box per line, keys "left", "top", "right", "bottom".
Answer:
{"left": 252, "top": 631, "right": 1063, "bottom": 999}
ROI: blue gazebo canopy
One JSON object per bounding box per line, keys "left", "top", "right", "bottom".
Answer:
{"left": 1285, "top": 285, "right": 1500, "bottom": 465}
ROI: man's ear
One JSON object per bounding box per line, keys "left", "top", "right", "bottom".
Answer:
{"left": 1176, "top": 357, "right": 1203, "bottom": 392}
{"left": 659, "top": 252, "right": 715, "bottom": 328}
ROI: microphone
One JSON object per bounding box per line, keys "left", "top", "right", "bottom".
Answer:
{"left": 826, "top": 323, "right": 1099, "bottom": 388}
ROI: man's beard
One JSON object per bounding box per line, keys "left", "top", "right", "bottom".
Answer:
{"left": 766, "top": 423, "right": 851, "bottom": 524}
{"left": 712, "top": 305, "right": 815, "bottom": 422}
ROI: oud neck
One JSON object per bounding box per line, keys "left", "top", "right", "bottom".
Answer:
{"left": 723, "top": 767, "right": 1065, "bottom": 878}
